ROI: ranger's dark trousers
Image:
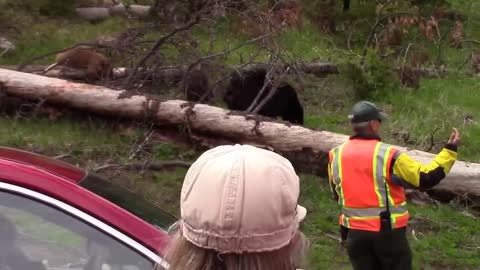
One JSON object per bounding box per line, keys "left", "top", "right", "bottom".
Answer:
{"left": 344, "top": 226, "right": 412, "bottom": 270}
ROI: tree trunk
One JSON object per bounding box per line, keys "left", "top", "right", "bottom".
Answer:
{"left": 0, "top": 68, "right": 478, "bottom": 202}
{"left": 127, "top": 5, "right": 151, "bottom": 18}
{"left": 76, "top": 7, "right": 111, "bottom": 22}
{"left": 3, "top": 63, "right": 453, "bottom": 81}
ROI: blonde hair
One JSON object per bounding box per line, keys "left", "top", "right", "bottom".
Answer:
{"left": 160, "top": 227, "right": 309, "bottom": 270}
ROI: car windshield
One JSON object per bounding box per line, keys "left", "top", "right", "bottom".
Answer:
{"left": 79, "top": 174, "right": 178, "bottom": 231}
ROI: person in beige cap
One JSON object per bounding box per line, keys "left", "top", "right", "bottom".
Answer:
{"left": 163, "top": 144, "right": 309, "bottom": 270}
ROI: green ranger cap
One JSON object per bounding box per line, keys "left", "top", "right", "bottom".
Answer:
{"left": 348, "top": 101, "right": 388, "bottom": 123}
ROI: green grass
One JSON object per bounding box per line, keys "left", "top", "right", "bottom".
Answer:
{"left": 0, "top": 112, "right": 478, "bottom": 269}
{"left": 408, "top": 204, "right": 480, "bottom": 268}
{"left": 382, "top": 75, "right": 480, "bottom": 161}
{"left": 0, "top": 116, "right": 132, "bottom": 161}
{"left": 299, "top": 73, "right": 480, "bottom": 162}
{"left": 1, "top": 16, "right": 133, "bottom": 65}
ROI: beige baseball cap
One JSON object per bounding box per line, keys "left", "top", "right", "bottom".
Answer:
{"left": 179, "top": 144, "right": 306, "bottom": 254}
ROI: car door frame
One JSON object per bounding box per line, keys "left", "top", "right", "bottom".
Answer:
{"left": 0, "top": 181, "right": 170, "bottom": 270}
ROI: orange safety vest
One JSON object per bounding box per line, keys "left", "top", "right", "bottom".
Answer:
{"left": 329, "top": 139, "right": 409, "bottom": 232}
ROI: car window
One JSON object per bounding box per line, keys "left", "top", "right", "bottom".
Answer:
{"left": 78, "top": 174, "right": 178, "bottom": 230}
{"left": 0, "top": 190, "right": 157, "bottom": 270}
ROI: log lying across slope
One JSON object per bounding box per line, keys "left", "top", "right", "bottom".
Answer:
{"left": 5, "top": 61, "right": 339, "bottom": 81}
{"left": 0, "top": 68, "right": 478, "bottom": 202}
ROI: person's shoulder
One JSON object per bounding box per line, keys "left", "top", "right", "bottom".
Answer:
{"left": 330, "top": 141, "right": 347, "bottom": 153}
{"left": 378, "top": 142, "right": 401, "bottom": 151}
{"left": 378, "top": 142, "right": 403, "bottom": 158}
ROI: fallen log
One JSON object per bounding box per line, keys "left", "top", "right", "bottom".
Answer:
{"left": 0, "top": 65, "right": 47, "bottom": 73}
{"left": 7, "top": 62, "right": 462, "bottom": 82}
{"left": 127, "top": 5, "right": 151, "bottom": 18}
{"left": 1, "top": 65, "right": 131, "bottom": 80}
{"left": 75, "top": 4, "right": 151, "bottom": 22}
{"left": 9, "top": 62, "right": 338, "bottom": 82}
{"left": 109, "top": 4, "right": 127, "bottom": 17}
{"left": 93, "top": 160, "right": 193, "bottom": 172}
{"left": 37, "top": 67, "right": 129, "bottom": 81}
{"left": 76, "top": 7, "right": 111, "bottom": 22}
{"left": 77, "top": 0, "right": 118, "bottom": 8}
{"left": 0, "top": 68, "right": 478, "bottom": 202}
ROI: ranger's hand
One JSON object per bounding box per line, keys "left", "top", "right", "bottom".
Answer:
{"left": 448, "top": 127, "right": 460, "bottom": 146}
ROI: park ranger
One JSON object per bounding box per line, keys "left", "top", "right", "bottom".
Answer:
{"left": 328, "top": 100, "right": 460, "bottom": 270}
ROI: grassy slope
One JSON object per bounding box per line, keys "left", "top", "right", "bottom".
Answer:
{"left": 1, "top": 16, "right": 134, "bottom": 65}
{"left": 1, "top": 0, "right": 480, "bottom": 269}
{"left": 0, "top": 117, "right": 478, "bottom": 269}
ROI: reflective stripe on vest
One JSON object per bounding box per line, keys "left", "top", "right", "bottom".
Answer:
{"left": 372, "top": 143, "right": 395, "bottom": 208}
{"left": 330, "top": 143, "right": 346, "bottom": 207}
{"left": 342, "top": 204, "right": 407, "bottom": 217}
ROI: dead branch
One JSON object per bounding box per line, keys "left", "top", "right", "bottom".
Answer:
{"left": 321, "top": 231, "right": 341, "bottom": 242}
{"left": 434, "top": 30, "right": 450, "bottom": 65}
{"left": 245, "top": 65, "right": 276, "bottom": 113}
{"left": 425, "top": 127, "right": 441, "bottom": 152}
{"left": 457, "top": 54, "right": 472, "bottom": 71}
{"left": 252, "top": 67, "right": 291, "bottom": 114}
{"left": 246, "top": 45, "right": 281, "bottom": 112}
{"left": 123, "top": 16, "right": 201, "bottom": 89}
{"left": 361, "top": 0, "right": 395, "bottom": 59}
{"left": 461, "top": 40, "right": 480, "bottom": 46}
{"left": 197, "top": 49, "right": 265, "bottom": 104}
{"left": 8, "top": 61, "right": 339, "bottom": 82}
{"left": 129, "top": 124, "right": 155, "bottom": 161}
{"left": 53, "top": 154, "right": 72, "bottom": 160}
{"left": 182, "top": 32, "right": 273, "bottom": 101}
{"left": 361, "top": 11, "right": 416, "bottom": 64}
{"left": 93, "top": 160, "right": 193, "bottom": 172}
{"left": 191, "top": 32, "right": 273, "bottom": 69}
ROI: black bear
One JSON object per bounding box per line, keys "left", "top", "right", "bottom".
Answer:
{"left": 184, "top": 69, "right": 211, "bottom": 102}
{"left": 223, "top": 67, "right": 304, "bottom": 125}
{"left": 182, "top": 63, "right": 213, "bottom": 103}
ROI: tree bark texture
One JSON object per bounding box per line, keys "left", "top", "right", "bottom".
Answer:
{"left": 0, "top": 68, "right": 478, "bottom": 202}
{"left": 75, "top": 4, "right": 151, "bottom": 22}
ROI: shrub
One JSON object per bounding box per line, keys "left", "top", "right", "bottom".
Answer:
{"left": 38, "top": 0, "right": 76, "bottom": 17}
{"left": 343, "top": 49, "right": 400, "bottom": 100}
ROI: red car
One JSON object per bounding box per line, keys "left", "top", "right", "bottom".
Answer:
{"left": 0, "top": 146, "right": 175, "bottom": 270}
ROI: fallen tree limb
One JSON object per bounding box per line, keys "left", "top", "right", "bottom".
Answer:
{"left": 76, "top": 7, "right": 111, "bottom": 22}
{"left": 241, "top": 62, "right": 339, "bottom": 78}
{"left": 0, "top": 65, "right": 47, "bottom": 73}
{"left": 75, "top": 5, "right": 151, "bottom": 22}
{"left": 0, "top": 68, "right": 478, "bottom": 202}
{"left": 1, "top": 65, "right": 179, "bottom": 81}
{"left": 124, "top": 16, "right": 201, "bottom": 89}
{"left": 6, "top": 63, "right": 459, "bottom": 81}
{"left": 394, "top": 66, "right": 455, "bottom": 78}
{"left": 8, "top": 61, "right": 339, "bottom": 82}
{"left": 93, "top": 160, "right": 192, "bottom": 172}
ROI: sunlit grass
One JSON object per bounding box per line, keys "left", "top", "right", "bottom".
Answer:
{"left": 1, "top": 17, "right": 133, "bottom": 65}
